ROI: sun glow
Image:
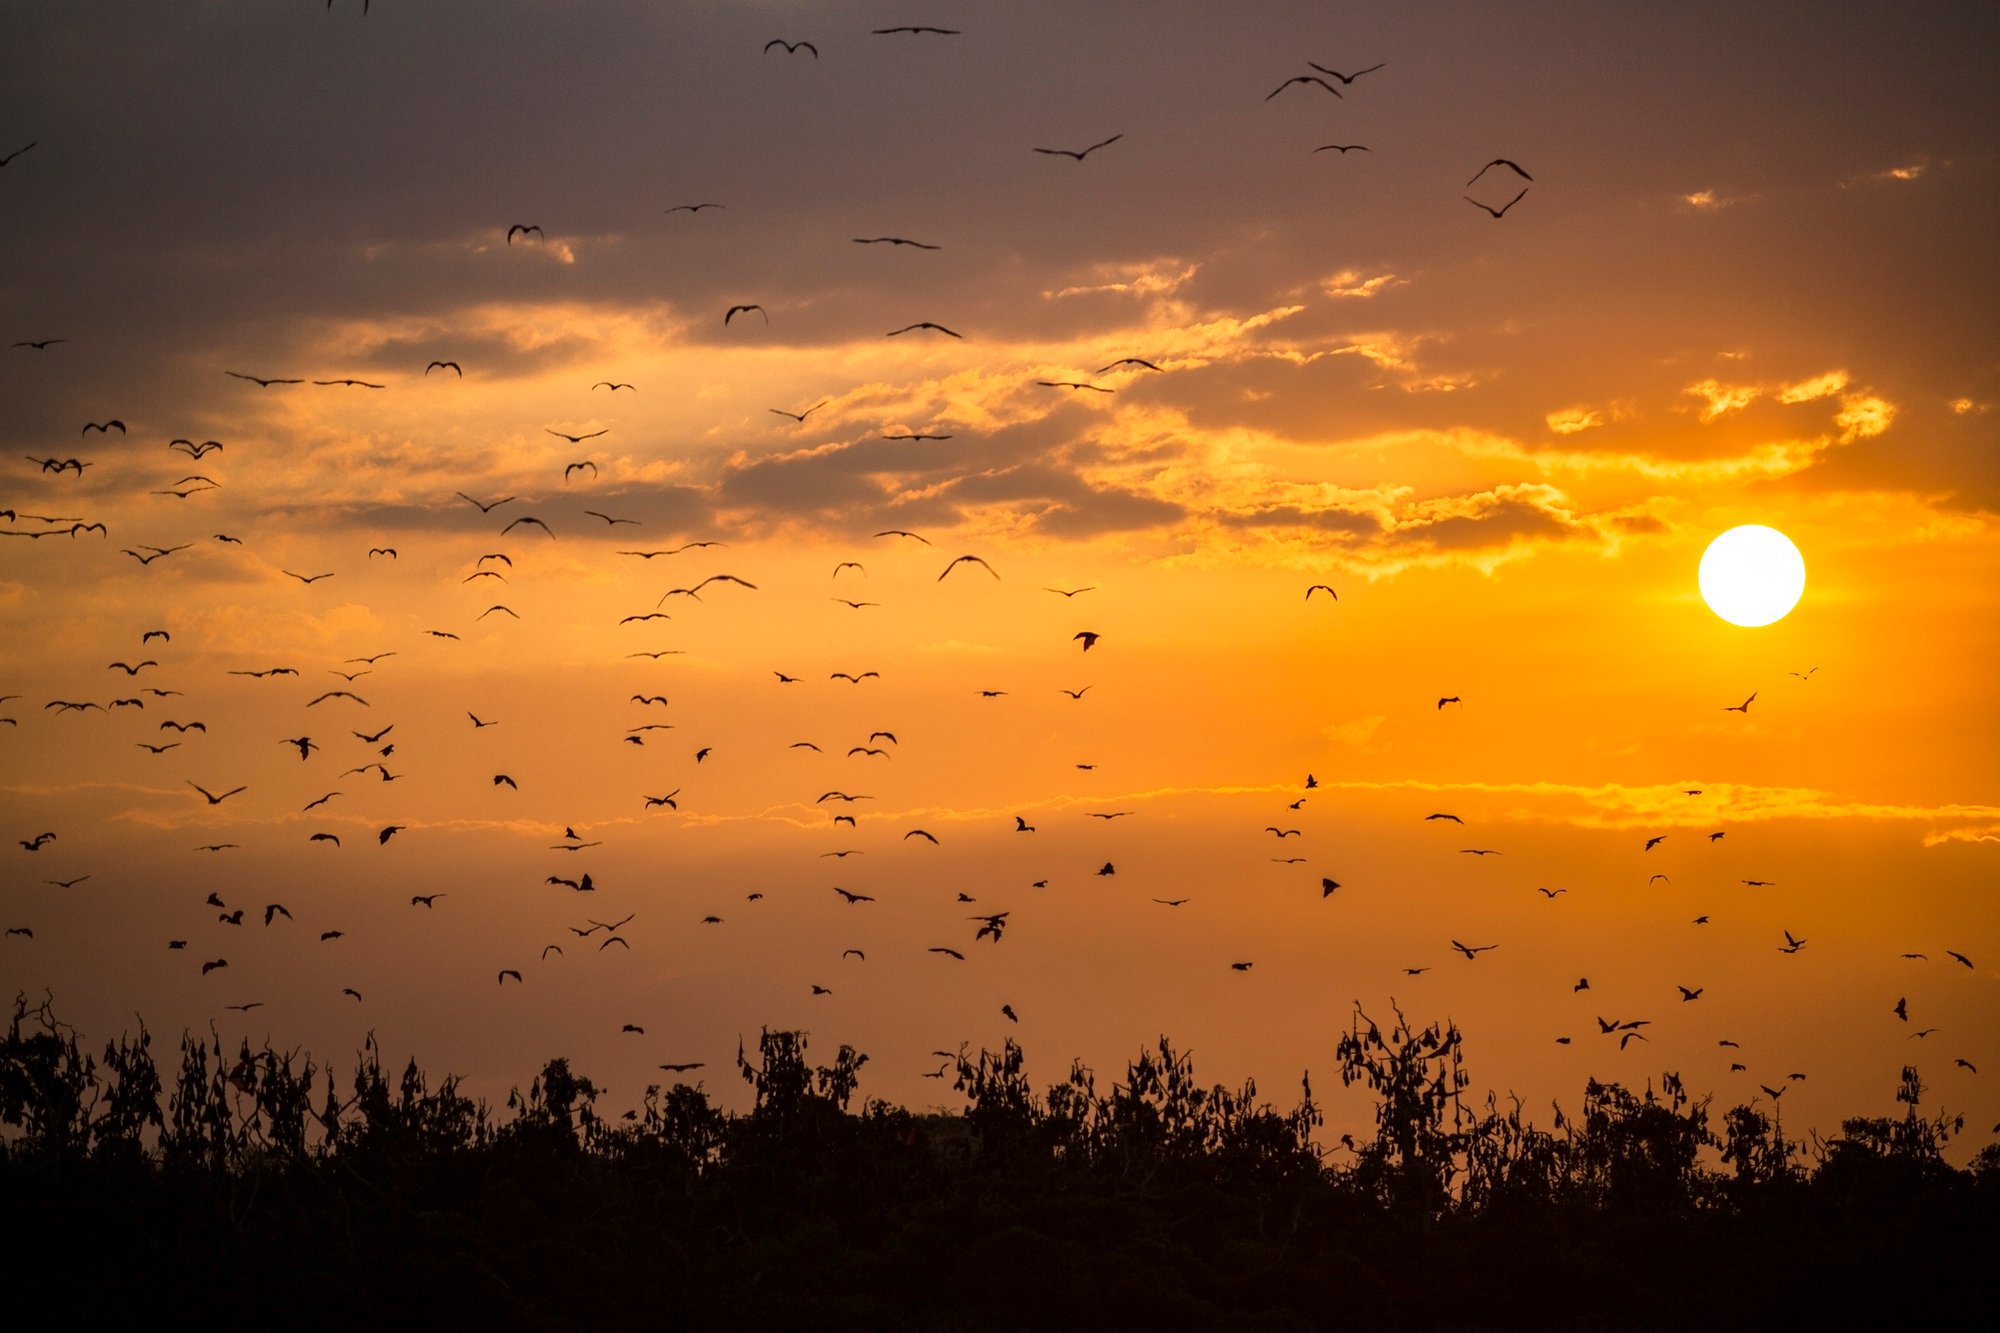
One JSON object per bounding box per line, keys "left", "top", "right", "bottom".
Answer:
{"left": 1698, "top": 525, "right": 1806, "bottom": 626}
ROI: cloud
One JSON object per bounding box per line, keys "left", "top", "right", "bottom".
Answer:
{"left": 1289, "top": 778, "right": 2000, "bottom": 837}
{"left": 1923, "top": 825, "right": 2000, "bottom": 847}
{"left": 1684, "top": 377, "right": 1760, "bottom": 422}
{"left": 1545, "top": 406, "right": 1605, "bottom": 435}
{"left": 1845, "top": 160, "right": 1932, "bottom": 187}
{"left": 1834, "top": 392, "right": 1896, "bottom": 443}
{"left": 1320, "top": 269, "right": 1406, "bottom": 300}
{"left": 1321, "top": 715, "right": 1388, "bottom": 749}
{"left": 1205, "top": 479, "right": 1602, "bottom": 573}
{"left": 1777, "top": 370, "right": 1850, "bottom": 404}
{"left": 1679, "top": 189, "right": 1755, "bottom": 210}
{"left": 1043, "top": 259, "right": 1200, "bottom": 301}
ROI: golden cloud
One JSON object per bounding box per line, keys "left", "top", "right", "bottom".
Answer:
{"left": 1834, "top": 392, "right": 1896, "bottom": 443}
{"left": 1320, "top": 268, "right": 1407, "bottom": 300}
{"left": 1777, "top": 370, "right": 1850, "bottom": 404}
{"left": 1684, "top": 377, "right": 1760, "bottom": 422}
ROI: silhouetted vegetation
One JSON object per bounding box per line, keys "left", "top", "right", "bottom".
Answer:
{"left": 2, "top": 994, "right": 1993, "bottom": 1328}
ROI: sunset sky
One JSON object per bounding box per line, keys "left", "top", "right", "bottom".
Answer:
{"left": 3, "top": 2, "right": 1996, "bottom": 1156}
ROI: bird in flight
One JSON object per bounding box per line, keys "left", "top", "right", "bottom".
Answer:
{"left": 226, "top": 370, "right": 302, "bottom": 387}
{"left": 1450, "top": 940, "right": 1498, "bottom": 958}
{"left": 1308, "top": 61, "right": 1386, "bottom": 84}
{"left": 939, "top": 554, "right": 999, "bottom": 581}
{"left": 425, "top": 360, "right": 461, "bottom": 377}
{"left": 764, "top": 39, "right": 816, "bottom": 56}
{"left": 1032, "top": 134, "right": 1123, "bottom": 161}
{"left": 1306, "top": 585, "right": 1338, "bottom": 601}
{"left": 1267, "top": 75, "right": 1342, "bottom": 100}
{"left": 854, "top": 237, "right": 940, "bottom": 250}
{"left": 1722, "top": 692, "right": 1757, "bottom": 713}
{"left": 1438, "top": 697, "right": 1463, "bottom": 710}
{"left": 1468, "top": 158, "right": 1534, "bottom": 187}
{"left": 887, "top": 322, "right": 962, "bottom": 338}
{"left": 770, "top": 402, "right": 826, "bottom": 423}
{"left": 188, "top": 782, "right": 246, "bottom": 805}
{"left": 1463, "top": 187, "right": 1529, "bottom": 219}
{"left": 874, "top": 25, "right": 959, "bottom": 35}
{"left": 507, "top": 224, "right": 544, "bottom": 244}
{"left": 1036, "top": 379, "right": 1113, "bottom": 393}
{"left": 665, "top": 203, "right": 723, "bottom": 214}
{"left": 546, "top": 428, "right": 607, "bottom": 444}
{"left": 726, "top": 304, "right": 768, "bottom": 325}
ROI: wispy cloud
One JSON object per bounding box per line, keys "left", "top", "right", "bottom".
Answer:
{"left": 1684, "top": 377, "right": 1760, "bottom": 422}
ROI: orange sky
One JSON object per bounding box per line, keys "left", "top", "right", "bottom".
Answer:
{"left": 2, "top": 1, "right": 1996, "bottom": 1156}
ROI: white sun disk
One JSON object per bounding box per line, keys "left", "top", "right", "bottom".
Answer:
{"left": 1699, "top": 525, "right": 1805, "bottom": 627}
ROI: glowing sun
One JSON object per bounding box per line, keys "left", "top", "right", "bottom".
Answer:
{"left": 1699, "top": 525, "right": 1806, "bottom": 627}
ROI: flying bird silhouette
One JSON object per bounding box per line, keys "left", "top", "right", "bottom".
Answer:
{"left": 939, "top": 554, "right": 998, "bottom": 580}
{"left": 1267, "top": 75, "right": 1343, "bottom": 100}
{"left": 1468, "top": 158, "right": 1534, "bottom": 187}
{"left": 1463, "top": 187, "right": 1529, "bottom": 219}
{"left": 1308, "top": 60, "right": 1386, "bottom": 84}
{"left": 1033, "top": 134, "right": 1123, "bottom": 160}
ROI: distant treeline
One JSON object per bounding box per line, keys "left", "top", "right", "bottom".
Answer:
{"left": 2, "top": 993, "right": 1992, "bottom": 1330}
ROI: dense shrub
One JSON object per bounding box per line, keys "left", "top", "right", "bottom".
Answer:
{"left": 1, "top": 992, "right": 1990, "bottom": 1328}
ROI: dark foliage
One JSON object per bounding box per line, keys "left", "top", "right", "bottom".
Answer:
{"left": 2, "top": 994, "right": 1993, "bottom": 1329}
